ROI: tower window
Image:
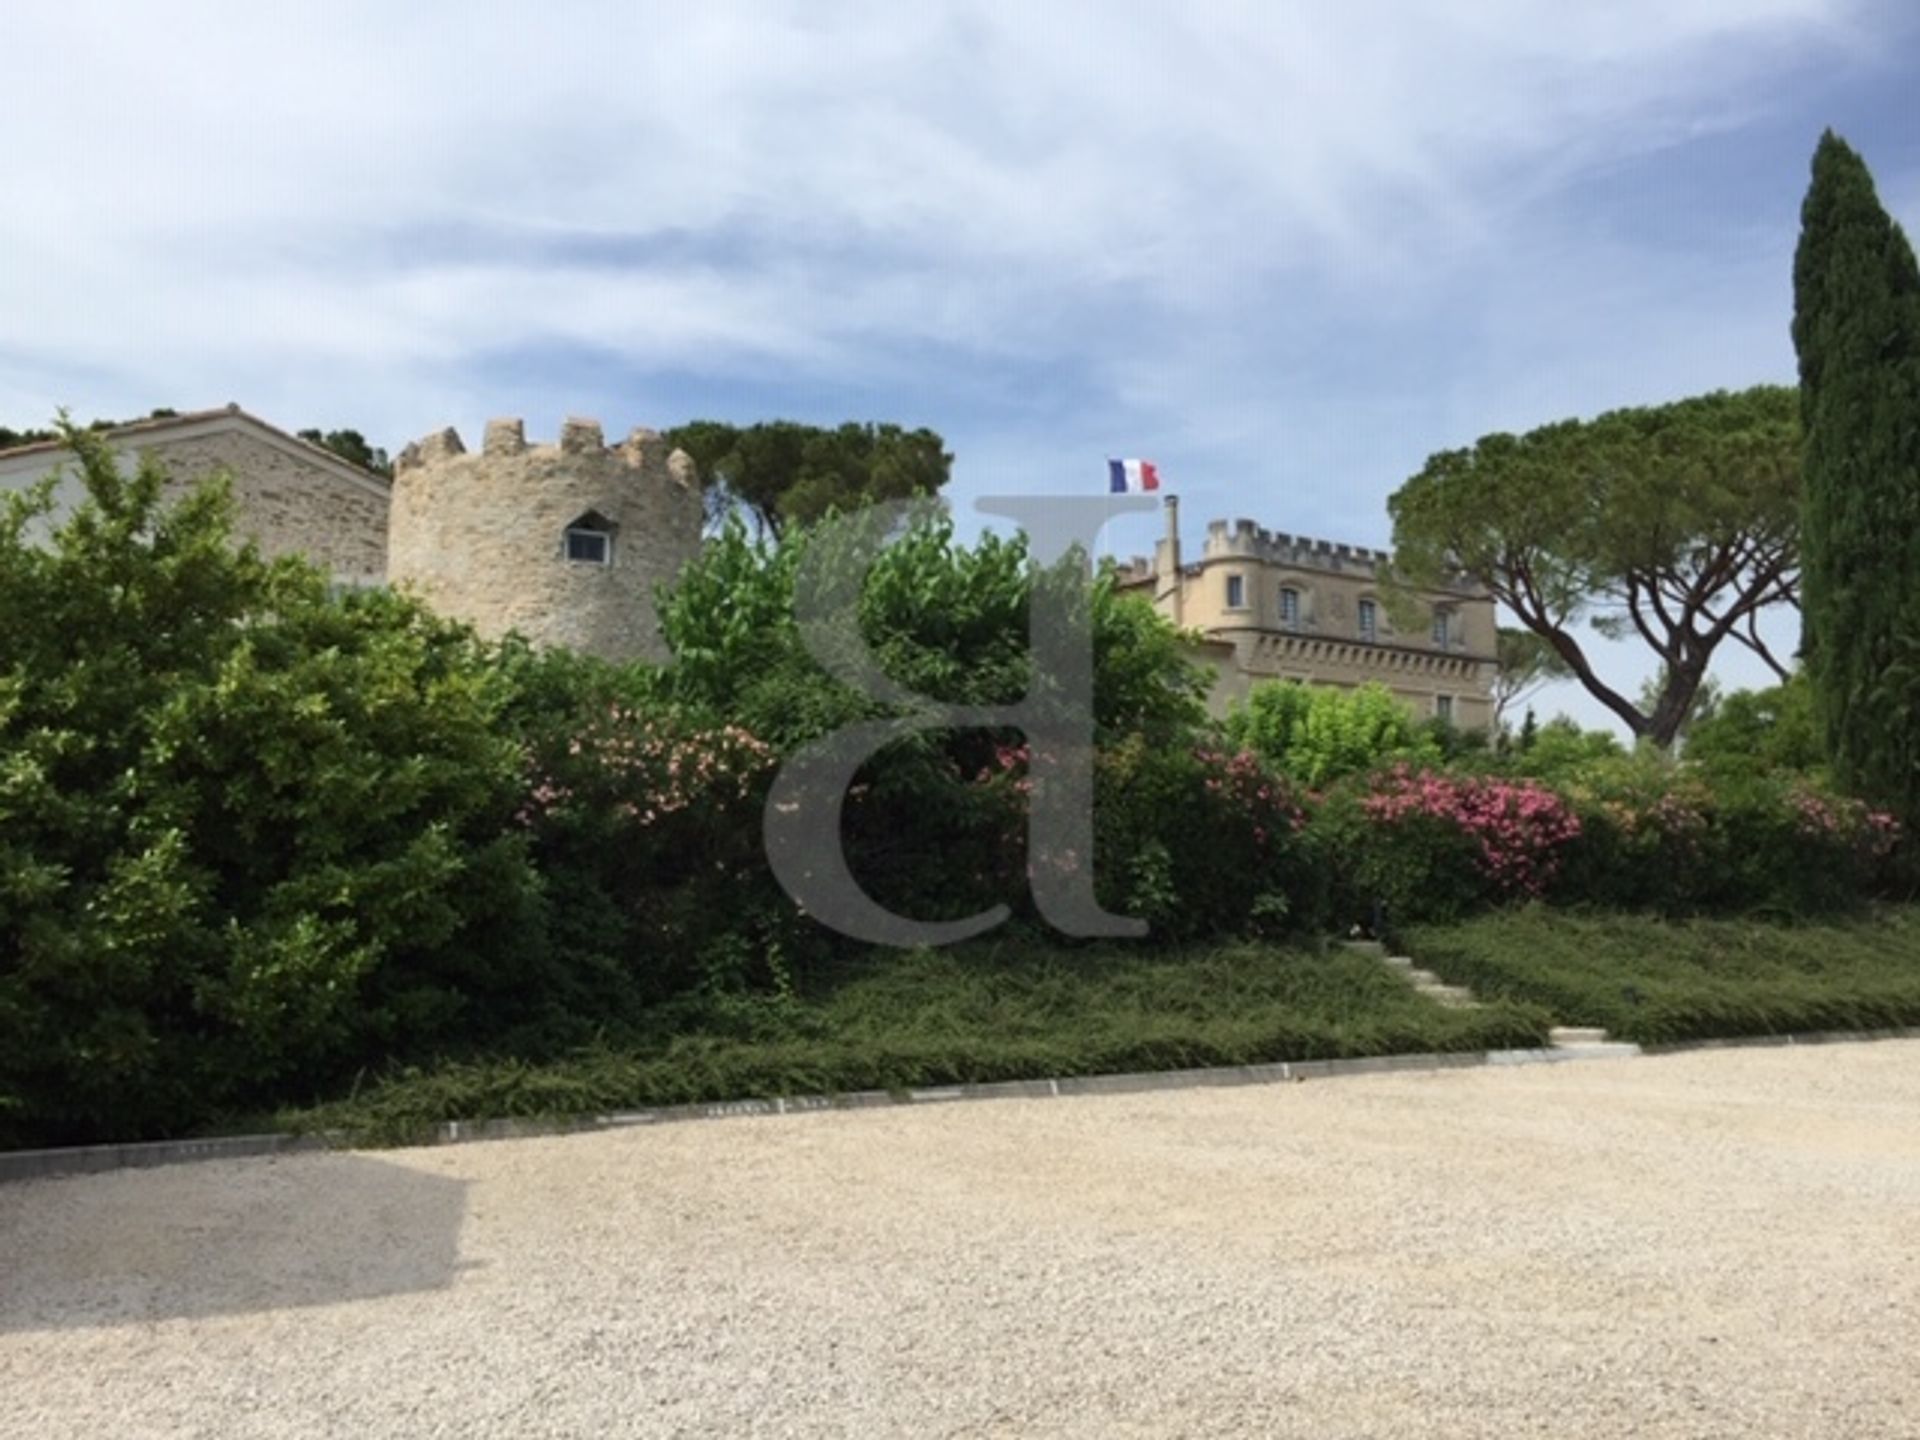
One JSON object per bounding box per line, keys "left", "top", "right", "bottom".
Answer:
{"left": 1225, "top": 573, "right": 1246, "bottom": 609}
{"left": 1436, "top": 694, "right": 1454, "bottom": 724}
{"left": 563, "top": 512, "right": 616, "bottom": 565}
{"left": 1358, "top": 598, "right": 1378, "bottom": 640}
{"left": 1279, "top": 587, "right": 1300, "bottom": 625}
{"left": 1432, "top": 610, "right": 1451, "bottom": 647}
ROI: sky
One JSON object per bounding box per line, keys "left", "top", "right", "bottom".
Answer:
{"left": 3, "top": 0, "right": 1918, "bottom": 731}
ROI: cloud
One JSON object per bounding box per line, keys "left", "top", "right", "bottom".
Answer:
{"left": 1, "top": 0, "right": 1914, "bottom": 730}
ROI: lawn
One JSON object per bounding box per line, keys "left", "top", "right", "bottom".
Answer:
{"left": 282, "top": 938, "right": 1550, "bottom": 1142}
{"left": 1405, "top": 906, "right": 1920, "bottom": 1045}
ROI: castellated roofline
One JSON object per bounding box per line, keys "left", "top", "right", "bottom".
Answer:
{"left": 393, "top": 417, "right": 698, "bottom": 490}
{"left": 1201, "top": 517, "right": 1392, "bottom": 570}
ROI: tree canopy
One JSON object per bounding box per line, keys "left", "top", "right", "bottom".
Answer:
{"left": 1793, "top": 129, "right": 1920, "bottom": 818}
{"left": 1492, "top": 626, "right": 1572, "bottom": 733}
{"left": 664, "top": 420, "right": 952, "bottom": 537}
{"left": 0, "top": 408, "right": 179, "bottom": 451}
{"left": 296, "top": 427, "right": 392, "bottom": 477}
{"left": 1388, "top": 385, "right": 1801, "bottom": 749}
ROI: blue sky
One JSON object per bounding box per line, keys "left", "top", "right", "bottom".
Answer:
{"left": 3, "top": 1, "right": 1917, "bottom": 729}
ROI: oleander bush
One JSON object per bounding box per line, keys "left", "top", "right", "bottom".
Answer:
{"left": 1308, "top": 765, "right": 1584, "bottom": 926}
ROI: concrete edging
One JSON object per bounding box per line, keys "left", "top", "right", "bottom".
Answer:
{"left": 5, "top": 1026, "right": 1918, "bottom": 1185}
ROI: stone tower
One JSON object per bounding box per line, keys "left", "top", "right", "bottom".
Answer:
{"left": 387, "top": 416, "right": 702, "bottom": 663}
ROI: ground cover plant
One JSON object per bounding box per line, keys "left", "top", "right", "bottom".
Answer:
{"left": 278, "top": 937, "right": 1553, "bottom": 1143}
{"left": 1404, "top": 907, "right": 1920, "bottom": 1044}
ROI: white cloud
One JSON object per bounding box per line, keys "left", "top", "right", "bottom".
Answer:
{"left": 0, "top": 1, "right": 1882, "bottom": 423}
{"left": 1, "top": 0, "right": 1910, "bottom": 730}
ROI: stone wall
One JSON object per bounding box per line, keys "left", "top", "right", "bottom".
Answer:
{"left": 387, "top": 417, "right": 702, "bottom": 663}
{"left": 137, "top": 429, "right": 390, "bottom": 583}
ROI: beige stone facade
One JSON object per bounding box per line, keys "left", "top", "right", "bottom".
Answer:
{"left": 1115, "top": 497, "right": 1499, "bottom": 730}
{"left": 387, "top": 417, "right": 703, "bottom": 664}
{"left": 0, "top": 406, "right": 390, "bottom": 584}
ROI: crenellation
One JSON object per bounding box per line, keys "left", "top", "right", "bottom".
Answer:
{"left": 559, "top": 417, "right": 604, "bottom": 454}
{"left": 418, "top": 427, "right": 466, "bottom": 467}
{"left": 484, "top": 418, "right": 526, "bottom": 457}
{"left": 666, "top": 448, "right": 698, "bottom": 490}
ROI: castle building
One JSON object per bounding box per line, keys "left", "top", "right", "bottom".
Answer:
{"left": 0, "top": 406, "right": 703, "bottom": 665}
{"left": 1114, "top": 496, "right": 1498, "bottom": 730}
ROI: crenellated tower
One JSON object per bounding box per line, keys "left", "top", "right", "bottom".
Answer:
{"left": 387, "top": 416, "right": 702, "bottom": 663}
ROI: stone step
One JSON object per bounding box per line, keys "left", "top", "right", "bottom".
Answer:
{"left": 1403, "top": 969, "right": 1443, "bottom": 986}
{"left": 1550, "top": 1026, "right": 1612, "bottom": 1047}
{"left": 1383, "top": 955, "right": 1415, "bottom": 969}
{"left": 1418, "top": 984, "right": 1479, "bottom": 1007}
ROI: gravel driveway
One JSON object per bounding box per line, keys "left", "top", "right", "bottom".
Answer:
{"left": 4, "top": 1042, "right": 1919, "bottom": 1438}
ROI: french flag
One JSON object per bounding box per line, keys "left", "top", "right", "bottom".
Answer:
{"left": 1108, "top": 457, "right": 1160, "bottom": 493}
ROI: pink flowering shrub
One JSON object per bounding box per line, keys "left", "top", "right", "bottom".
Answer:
{"left": 520, "top": 705, "right": 784, "bottom": 995}
{"left": 1309, "top": 765, "right": 1581, "bottom": 924}
{"left": 522, "top": 708, "right": 774, "bottom": 832}
{"left": 1361, "top": 767, "right": 1582, "bottom": 897}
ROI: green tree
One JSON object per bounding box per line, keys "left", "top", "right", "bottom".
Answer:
{"left": 1389, "top": 386, "right": 1801, "bottom": 749}
{"left": 1639, "top": 667, "right": 1722, "bottom": 746}
{"left": 296, "top": 427, "right": 391, "bottom": 477}
{"left": 658, "top": 510, "right": 1206, "bottom": 748}
{"left": 0, "top": 408, "right": 179, "bottom": 452}
{"left": 1682, "top": 674, "right": 1822, "bottom": 779}
{"left": 664, "top": 420, "right": 952, "bottom": 537}
{"left": 1492, "top": 626, "right": 1572, "bottom": 733}
{"left": 1508, "top": 716, "right": 1627, "bottom": 782}
{"left": 1792, "top": 130, "right": 1920, "bottom": 817}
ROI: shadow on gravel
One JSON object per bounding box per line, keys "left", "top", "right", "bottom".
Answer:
{"left": 0, "top": 1153, "right": 471, "bottom": 1333}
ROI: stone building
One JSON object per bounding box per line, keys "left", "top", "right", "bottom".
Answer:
{"left": 1114, "top": 496, "right": 1499, "bottom": 730}
{"left": 0, "top": 406, "right": 705, "bottom": 666}
{"left": 0, "top": 405, "right": 390, "bottom": 584}
{"left": 387, "top": 417, "right": 703, "bottom": 664}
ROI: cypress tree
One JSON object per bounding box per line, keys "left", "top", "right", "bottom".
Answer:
{"left": 1791, "top": 130, "right": 1920, "bottom": 816}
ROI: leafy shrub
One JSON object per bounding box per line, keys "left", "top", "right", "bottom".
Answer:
{"left": 519, "top": 699, "right": 792, "bottom": 998}
{"left": 1223, "top": 680, "right": 1441, "bottom": 785}
{"left": 1504, "top": 715, "right": 1629, "bottom": 782}
{"left": 1556, "top": 766, "right": 1900, "bottom": 916}
{"left": 0, "top": 429, "right": 549, "bottom": 1146}
{"left": 1681, "top": 675, "right": 1823, "bottom": 780}
{"left": 1092, "top": 736, "right": 1316, "bottom": 940}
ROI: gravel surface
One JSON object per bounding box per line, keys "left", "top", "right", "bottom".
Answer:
{"left": 4, "top": 1041, "right": 1919, "bottom": 1439}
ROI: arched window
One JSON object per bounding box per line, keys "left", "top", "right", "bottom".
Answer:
{"left": 1278, "top": 586, "right": 1300, "bottom": 626}
{"left": 563, "top": 511, "right": 616, "bottom": 566}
